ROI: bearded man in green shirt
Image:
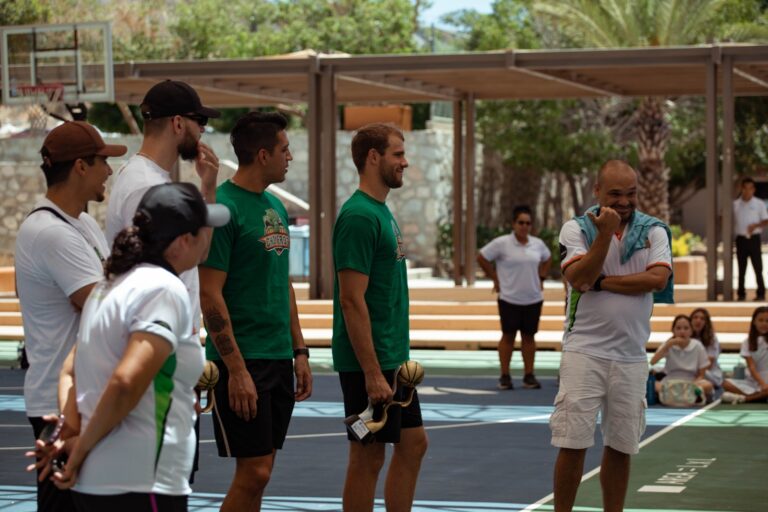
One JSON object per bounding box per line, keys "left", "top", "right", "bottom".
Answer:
{"left": 200, "top": 112, "right": 312, "bottom": 511}
{"left": 333, "top": 123, "right": 428, "bottom": 511}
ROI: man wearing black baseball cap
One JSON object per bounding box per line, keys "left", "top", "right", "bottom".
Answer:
{"left": 105, "top": 79, "right": 222, "bottom": 484}
{"left": 17, "top": 121, "right": 126, "bottom": 512}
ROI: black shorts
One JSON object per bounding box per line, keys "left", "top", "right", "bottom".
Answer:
{"left": 339, "top": 369, "right": 423, "bottom": 443}
{"left": 71, "top": 491, "right": 186, "bottom": 512}
{"left": 211, "top": 359, "right": 295, "bottom": 457}
{"left": 497, "top": 299, "right": 543, "bottom": 336}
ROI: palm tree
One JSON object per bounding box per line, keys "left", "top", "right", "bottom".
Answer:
{"left": 533, "top": 0, "right": 728, "bottom": 221}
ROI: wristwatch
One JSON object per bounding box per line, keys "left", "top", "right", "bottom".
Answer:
{"left": 593, "top": 274, "right": 606, "bottom": 292}
{"left": 293, "top": 347, "right": 310, "bottom": 359}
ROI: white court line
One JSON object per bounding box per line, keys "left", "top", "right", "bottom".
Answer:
{"left": 0, "top": 387, "right": 22, "bottom": 390}
{"left": 520, "top": 399, "right": 721, "bottom": 512}
{"left": 199, "top": 413, "right": 553, "bottom": 443}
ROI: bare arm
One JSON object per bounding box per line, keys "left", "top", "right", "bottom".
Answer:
{"left": 338, "top": 269, "right": 393, "bottom": 404}
{"left": 289, "top": 282, "right": 312, "bottom": 402}
{"left": 476, "top": 253, "right": 499, "bottom": 293}
{"left": 58, "top": 345, "right": 80, "bottom": 436}
{"left": 745, "top": 356, "right": 768, "bottom": 390}
{"left": 199, "top": 266, "right": 257, "bottom": 420}
{"left": 68, "top": 282, "right": 97, "bottom": 312}
{"left": 601, "top": 266, "right": 671, "bottom": 295}
{"left": 53, "top": 332, "right": 172, "bottom": 489}
{"left": 539, "top": 256, "right": 552, "bottom": 280}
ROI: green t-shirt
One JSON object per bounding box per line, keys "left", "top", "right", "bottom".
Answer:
{"left": 203, "top": 180, "right": 292, "bottom": 360}
{"left": 332, "top": 190, "right": 410, "bottom": 372}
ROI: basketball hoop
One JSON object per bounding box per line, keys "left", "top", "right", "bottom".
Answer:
{"left": 17, "top": 84, "right": 65, "bottom": 104}
{"left": 17, "top": 84, "right": 66, "bottom": 132}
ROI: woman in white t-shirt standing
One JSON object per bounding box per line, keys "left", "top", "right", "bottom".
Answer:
{"left": 722, "top": 306, "right": 768, "bottom": 404}
{"left": 477, "top": 205, "right": 552, "bottom": 390}
{"left": 49, "top": 183, "right": 229, "bottom": 511}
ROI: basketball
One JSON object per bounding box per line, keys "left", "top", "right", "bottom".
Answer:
{"left": 197, "top": 360, "right": 219, "bottom": 390}
{"left": 397, "top": 360, "right": 424, "bottom": 388}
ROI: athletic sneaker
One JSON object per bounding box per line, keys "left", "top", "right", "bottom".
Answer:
{"left": 720, "top": 391, "right": 746, "bottom": 404}
{"left": 498, "top": 374, "right": 513, "bottom": 390}
{"left": 523, "top": 373, "right": 541, "bottom": 389}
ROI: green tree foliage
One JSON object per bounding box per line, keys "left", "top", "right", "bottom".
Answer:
{"left": 172, "top": 0, "right": 420, "bottom": 59}
{"left": 0, "top": 0, "right": 50, "bottom": 26}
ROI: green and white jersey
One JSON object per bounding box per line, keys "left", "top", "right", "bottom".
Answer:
{"left": 74, "top": 264, "right": 204, "bottom": 496}
{"left": 332, "top": 190, "right": 409, "bottom": 372}
{"left": 203, "top": 181, "right": 293, "bottom": 360}
{"left": 559, "top": 220, "right": 671, "bottom": 363}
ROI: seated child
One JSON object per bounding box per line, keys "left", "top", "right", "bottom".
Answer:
{"left": 722, "top": 306, "right": 768, "bottom": 404}
{"left": 650, "top": 314, "right": 713, "bottom": 404}
{"left": 690, "top": 307, "right": 723, "bottom": 388}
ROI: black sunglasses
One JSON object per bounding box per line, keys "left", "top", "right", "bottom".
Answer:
{"left": 180, "top": 113, "right": 208, "bottom": 127}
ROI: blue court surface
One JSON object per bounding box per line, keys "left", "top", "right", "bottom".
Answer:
{"left": 0, "top": 350, "right": 764, "bottom": 511}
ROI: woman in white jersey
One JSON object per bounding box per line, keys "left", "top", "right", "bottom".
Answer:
{"left": 721, "top": 306, "right": 768, "bottom": 404}
{"left": 650, "top": 315, "right": 713, "bottom": 403}
{"left": 50, "top": 183, "right": 229, "bottom": 511}
{"left": 478, "top": 205, "right": 552, "bottom": 390}
{"left": 690, "top": 308, "right": 723, "bottom": 389}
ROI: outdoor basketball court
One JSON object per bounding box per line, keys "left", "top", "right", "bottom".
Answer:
{"left": 0, "top": 349, "right": 764, "bottom": 511}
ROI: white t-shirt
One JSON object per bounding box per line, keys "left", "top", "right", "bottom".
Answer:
{"left": 733, "top": 197, "right": 768, "bottom": 237}
{"left": 480, "top": 234, "right": 551, "bottom": 305}
{"left": 15, "top": 198, "right": 109, "bottom": 417}
{"left": 559, "top": 221, "right": 672, "bottom": 363}
{"left": 704, "top": 335, "right": 723, "bottom": 386}
{"left": 74, "top": 264, "right": 204, "bottom": 496}
{"left": 740, "top": 335, "right": 768, "bottom": 386}
{"left": 662, "top": 338, "right": 709, "bottom": 381}
{"left": 106, "top": 155, "right": 201, "bottom": 335}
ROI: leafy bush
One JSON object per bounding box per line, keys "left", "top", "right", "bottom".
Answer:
{"left": 670, "top": 225, "right": 704, "bottom": 257}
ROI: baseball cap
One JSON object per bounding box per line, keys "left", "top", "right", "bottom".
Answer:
{"left": 140, "top": 80, "right": 221, "bottom": 120}
{"left": 135, "top": 183, "right": 230, "bottom": 243}
{"left": 42, "top": 121, "right": 127, "bottom": 163}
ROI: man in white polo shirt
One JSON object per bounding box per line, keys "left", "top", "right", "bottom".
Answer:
{"left": 552, "top": 160, "right": 672, "bottom": 512}
{"left": 733, "top": 177, "right": 768, "bottom": 301}
{"left": 15, "top": 122, "right": 126, "bottom": 511}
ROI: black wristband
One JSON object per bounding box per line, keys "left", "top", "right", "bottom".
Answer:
{"left": 593, "top": 274, "right": 606, "bottom": 292}
{"left": 293, "top": 347, "right": 310, "bottom": 359}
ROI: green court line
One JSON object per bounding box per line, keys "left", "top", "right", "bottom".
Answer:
{"left": 569, "top": 403, "right": 768, "bottom": 512}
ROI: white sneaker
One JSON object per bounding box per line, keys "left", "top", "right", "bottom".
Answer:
{"left": 721, "top": 392, "right": 746, "bottom": 404}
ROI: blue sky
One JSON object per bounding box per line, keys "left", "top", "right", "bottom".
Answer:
{"left": 420, "top": 0, "right": 494, "bottom": 29}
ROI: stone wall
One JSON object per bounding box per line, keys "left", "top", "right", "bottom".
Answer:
{"left": 0, "top": 129, "right": 467, "bottom": 269}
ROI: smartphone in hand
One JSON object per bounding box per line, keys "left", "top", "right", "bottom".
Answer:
{"left": 37, "top": 416, "right": 65, "bottom": 446}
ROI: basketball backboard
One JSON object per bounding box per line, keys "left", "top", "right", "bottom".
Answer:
{"left": 1, "top": 22, "right": 114, "bottom": 105}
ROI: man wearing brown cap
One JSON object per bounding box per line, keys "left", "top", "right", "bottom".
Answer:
{"left": 15, "top": 121, "right": 126, "bottom": 512}
{"left": 106, "top": 80, "right": 221, "bottom": 339}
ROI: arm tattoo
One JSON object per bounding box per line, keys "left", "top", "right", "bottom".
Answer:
{"left": 214, "top": 334, "right": 235, "bottom": 356}
{"left": 203, "top": 307, "right": 228, "bottom": 333}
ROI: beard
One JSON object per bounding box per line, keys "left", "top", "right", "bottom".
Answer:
{"left": 381, "top": 162, "right": 403, "bottom": 189}
{"left": 178, "top": 128, "right": 199, "bottom": 161}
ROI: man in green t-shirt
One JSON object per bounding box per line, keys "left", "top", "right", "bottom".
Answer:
{"left": 333, "top": 123, "right": 427, "bottom": 511}
{"left": 199, "top": 112, "right": 312, "bottom": 512}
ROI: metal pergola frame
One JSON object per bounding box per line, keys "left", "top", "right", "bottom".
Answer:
{"left": 13, "top": 44, "right": 768, "bottom": 299}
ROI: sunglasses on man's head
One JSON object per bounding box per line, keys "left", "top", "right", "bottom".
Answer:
{"left": 181, "top": 114, "right": 208, "bottom": 127}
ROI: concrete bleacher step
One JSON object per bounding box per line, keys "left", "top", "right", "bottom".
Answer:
{"left": 297, "top": 313, "right": 753, "bottom": 333}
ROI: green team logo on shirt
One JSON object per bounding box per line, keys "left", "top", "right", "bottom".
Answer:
{"left": 392, "top": 219, "right": 406, "bottom": 261}
{"left": 260, "top": 208, "right": 290, "bottom": 255}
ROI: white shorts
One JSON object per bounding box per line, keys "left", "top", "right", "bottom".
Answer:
{"left": 550, "top": 351, "right": 648, "bottom": 454}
